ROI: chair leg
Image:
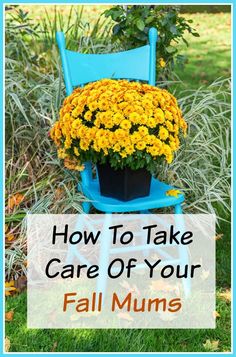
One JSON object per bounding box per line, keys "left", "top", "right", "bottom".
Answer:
{"left": 82, "top": 202, "right": 91, "bottom": 213}
{"left": 174, "top": 203, "right": 182, "bottom": 214}
{"left": 174, "top": 204, "right": 191, "bottom": 297}
{"left": 140, "top": 210, "right": 151, "bottom": 257}
{"left": 96, "top": 213, "right": 112, "bottom": 301}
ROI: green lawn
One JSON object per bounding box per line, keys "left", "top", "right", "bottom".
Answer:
{"left": 5, "top": 7, "right": 231, "bottom": 353}
{"left": 175, "top": 12, "right": 231, "bottom": 89}
{"left": 6, "top": 286, "right": 231, "bottom": 352}
{"left": 20, "top": 6, "right": 231, "bottom": 89}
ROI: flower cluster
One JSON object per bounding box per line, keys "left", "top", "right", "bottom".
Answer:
{"left": 50, "top": 79, "right": 187, "bottom": 171}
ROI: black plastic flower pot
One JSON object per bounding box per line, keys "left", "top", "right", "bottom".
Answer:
{"left": 97, "top": 162, "right": 151, "bottom": 201}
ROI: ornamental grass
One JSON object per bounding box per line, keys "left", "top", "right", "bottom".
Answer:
{"left": 50, "top": 79, "right": 187, "bottom": 172}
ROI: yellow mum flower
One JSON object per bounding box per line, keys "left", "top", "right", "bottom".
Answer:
{"left": 120, "top": 119, "right": 132, "bottom": 130}
{"left": 113, "top": 143, "right": 121, "bottom": 152}
{"left": 154, "top": 108, "right": 165, "bottom": 123}
{"left": 131, "top": 132, "right": 142, "bottom": 144}
{"left": 162, "top": 144, "right": 172, "bottom": 156}
{"left": 147, "top": 146, "right": 161, "bottom": 157}
{"left": 165, "top": 110, "right": 173, "bottom": 121}
{"left": 159, "top": 126, "right": 169, "bottom": 140}
{"left": 74, "top": 147, "right": 80, "bottom": 156}
{"left": 166, "top": 154, "right": 173, "bottom": 164}
{"left": 113, "top": 112, "right": 124, "bottom": 125}
{"left": 118, "top": 101, "right": 128, "bottom": 110}
{"left": 169, "top": 140, "right": 177, "bottom": 151}
{"left": 136, "top": 141, "right": 146, "bottom": 150}
{"left": 104, "top": 120, "right": 114, "bottom": 129}
{"left": 129, "top": 112, "right": 140, "bottom": 124}
{"left": 97, "top": 137, "right": 109, "bottom": 149}
{"left": 124, "top": 92, "right": 135, "bottom": 102}
{"left": 64, "top": 137, "right": 72, "bottom": 149}
{"left": 125, "top": 145, "right": 135, "bottom": 155}
{"left": 57, "top": 148, "right": 67, "bottom": 159}
{"left": 71, "top": 97, "right": 79, "bottom": 106}
{"left": 80, "top": 140, "right": 89, "bottom": 151}
{"left": 159, "top": 58, "right": 166, "bottom": 68}
{"left": 165, "top": 121, "right": 174, "bottom": 132}
{"left": 98, "top": 99, "right": 109, "bottom": 111}
{"left": 64, "top": 158, "right": 84, "bottom": 171}
{"left": 115, "top": 128, "right": 128, "bottom": 140}
{"left": 120, "top": 151, "right": 128, "bottom": 158}
{"left": 145, "top": 134, "right": 156, "bottom": 145}
{"left": 88, "top": 101, "right": 98, "bottom": 112}
{"left": 147, "top": 118, "right": 156, "bottom": 128}
{"left": 72, "top": 119, "right": 82, "bottom": 129}
{"left": 84, "top": 111, "right": 92, "bottom": 121}
{"left": 72, "top": 108, "right": 80, "bottom": 118}
{"left": 138, "top": 126, "right": 149, "bottom": 136}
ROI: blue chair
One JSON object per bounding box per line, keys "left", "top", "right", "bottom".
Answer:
{"left": 56, "top": 28, "right": 185, "bottom": 215}
{"left": 56, "top": 28, "right": 189, "bottom": 297}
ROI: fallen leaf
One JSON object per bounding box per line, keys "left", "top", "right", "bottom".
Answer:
{"left": 150, "top": 279, "right": 179, "bottom": 295}
{"left": 6, "top": 232, "right": 15, "bottom": 242}
{"left": 218, "top": 289, "right": 231, "bottom": 303}
{"left": 5, "top": 337, "right": 10, "bottom": 352}
{"left": 15, "top": 276, "right": 27, "bottom": 292}
{"left": 70, "top": 314, "right": 79, "bottom": 321}
{"left": 119, "top": 281, "right": 140, "bottom": 295}
{"left": 214, "top": 233, "right": 223, "bottom": 241}
{"left": 117, "top": 312, "right": 134, "bottom": 321}
{"left": 166, "top": 189, "right": 182, "bottom": 198}
{"left": 120, "top": 280, "right": 131, "bottom": 290}
{"left": 51, "top": 341, "right": 58, "bottom": 352}
{"left": 5, "top": 281, "right": 16, "bottom": 296}
{"left": 159, "top": 311, "right": 177, "bottom": 321}
{"left": 150, "top": 253, "right": 160, "bottom": 260}
{"left": 55, "top": 187, "right": 64, "bottom": 200}
{"left": 7, "top": 193, "right": 24, "bottom": 210}
{"left": 5, "top": 310, "right": 14, "bottom": 322}
{"left": 203, "top": 339, "right": 219, "bottom": 352}
{"left": 213, "top": 310, "right": 220, "bottom": 319}
{"left": 70, "top": 310, "right": 100, "bottom": 321}
{"left": 23, "top": 260, "right": 28, "bottom": 267}
{"left": 200, "top": 269, "right": 210, "bottom": 280}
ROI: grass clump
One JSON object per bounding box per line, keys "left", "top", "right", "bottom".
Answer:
{"left": 160, "top": 79, "right": 231, "bottom": 222}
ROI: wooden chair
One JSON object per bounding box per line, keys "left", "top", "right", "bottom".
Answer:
{"left": 56, "top": 28, "right": 189, "bottom": 297}
{"left": 56, "top": 28, "right": 185, "bottom": 215}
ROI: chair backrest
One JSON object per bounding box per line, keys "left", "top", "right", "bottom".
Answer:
{"left": 56, "top": 27, "right": 158, "bottom": 96}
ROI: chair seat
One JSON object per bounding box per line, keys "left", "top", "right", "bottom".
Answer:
{"left": 80, "top": 177, "right": 184, "bottom": 213}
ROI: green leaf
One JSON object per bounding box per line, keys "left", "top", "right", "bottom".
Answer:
{"left": 145, "top": 16, "right": 155, "bottom": 24}
{"left": 136, "top": 19, "right": 145, "bottom": 31}
{"left": 182, "top": 37, "right": 189, "bottom": 47}
{"left": 170, "top": 25, "right": 177, "bottom": 35}
{"left": 113, "top": 24, "right": 120, "bottom": 35}
{"left": 192, "top": 32, "right": 200, "bottom": 37}
{"left": 166, "top": 45, "right": 176, "bottom": 54}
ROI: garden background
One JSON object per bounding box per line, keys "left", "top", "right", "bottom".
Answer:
{"left": 5, "top": 4, "right": 231, "bottom": 353}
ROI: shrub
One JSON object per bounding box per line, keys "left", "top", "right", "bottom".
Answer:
{"left": 104, "top": 5, "right": 199, "bottom": 80}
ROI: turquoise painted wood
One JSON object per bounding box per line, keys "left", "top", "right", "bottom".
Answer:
{"left": 80, "top": 171, "right": 185, "bottom": 213}
{"left": 56, "top": 27, "right": 185, "bottom": 214}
